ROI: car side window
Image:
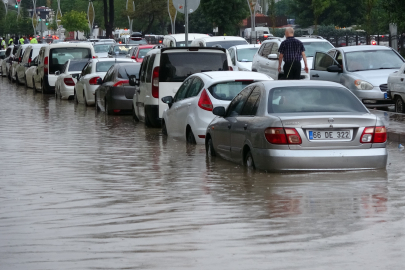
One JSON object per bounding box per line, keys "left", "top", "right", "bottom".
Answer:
{"left": 226, "top": 86, "right": 253, "bottom": 117}
{"left": 314, "top": 52, "right": 334, "bottom": 71}
{"left": 173, "top": 77, "right": 194, "bottom": 103}
{"left": 260, "top": 43, "right": 273, "bottom": 57}
{"left": 186, "top": 77, "right": 204, "bottom": 98}
{"left": 145, "top": 54, "right": 156, "bottom": 82}
{"left": 229, "top": 49, "right": 236, "bottom": 65}
{"left": 240, "top": 87, "right": 261, "bottom": 116}
{"left": 104, "top": 66, "right": 114, "bottom": 82}
{"left": 140, "top": 55, "right": 149, "bottom": 82}
{"left": 335, "top": 51, "right": 343, "bottom": 67}
{"left": 270, "top": 43, "right": 279, "bottom": 56}
{"left": 81, "top": 63, "right": 89, "bottom": 76}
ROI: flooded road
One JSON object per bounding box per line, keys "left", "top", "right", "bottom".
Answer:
{"left": 1, "top": 78, "right": 405, "bottom": 269}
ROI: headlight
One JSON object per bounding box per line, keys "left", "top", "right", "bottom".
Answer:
{"left": 354, "top": 79, "right": 374, "bottom": 90}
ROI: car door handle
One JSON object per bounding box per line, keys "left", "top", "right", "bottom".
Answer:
{"left": 228, "top": 124, "right": 231, "bottom": 129}
{"left": 401, "top": 78, "right": 404, "bottom": 82}
{"left": 312, "top": 74, "right": 319, "bottom": 78}
{"left": 244, "top": 124, "right": 248, "bottom": 130}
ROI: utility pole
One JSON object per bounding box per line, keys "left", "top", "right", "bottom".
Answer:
{"left": 184, "top": 0, "right": 188, "bottom": 46}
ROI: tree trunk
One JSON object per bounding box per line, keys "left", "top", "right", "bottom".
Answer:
{"left": 109, "top": 0, "right": 114, "bottom": 38}
{"left": 143, "top": 15, "right": 155, "bottom": 35}
{"left": 103, "top": 0, "right": 112, "bottom": 38}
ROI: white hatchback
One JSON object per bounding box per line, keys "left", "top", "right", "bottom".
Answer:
{"left": 161, "top": 71, "right": 272, "bottom": 144}
{"left": 228, "top": 44, "right": 260, "bottom": 71}
{"left": 54, "top": 59, "right": 89, "bottom": 100}
{"left": 75, "top": 58, "right": 135, "bottom": 106}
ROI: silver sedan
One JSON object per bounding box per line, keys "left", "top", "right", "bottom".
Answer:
{"left": 205, "top": 80, "right": 387, "bottom": 171}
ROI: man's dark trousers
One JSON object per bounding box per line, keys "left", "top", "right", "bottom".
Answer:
{"left": 283, "top": 61, "right": 301, "bottom": 80}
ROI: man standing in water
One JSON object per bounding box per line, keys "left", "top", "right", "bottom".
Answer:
{"left": 278, "top": 27, "right": 309, "bottom": 80}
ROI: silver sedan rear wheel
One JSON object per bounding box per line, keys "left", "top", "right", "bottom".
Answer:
{"left": 245, "top": 150, "right": 255, "bottom": 169}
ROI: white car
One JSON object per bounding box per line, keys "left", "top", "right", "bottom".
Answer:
{"left": 133, "top": 47, "right": 231, "bottom": 128}
{"left": 0, "top": 49, "right": 6, "bottom": 75}
{"left": 161, "top": 71, "right": 272, "bottom": 144}
{"left": 75, "top": 58, "right": 135, "bottom": 106}
{"left": 388, "top": 63, "right": 405, "bottom": 113}
{"left": 252, "top": 36, "right": 334, "bottom": 80}
{"left": 162, "top": 33, "right": 209, "bottom": 47}
{"left": 25, "top": 56, "right": 39, "bottom": 89}
{"left": 93, "top": 43, "right": 113, "bottom": 58}
{"left": 10, "top": 44, "right": 30, "bottom": 83}
{"left": 228, "top": 44, "right": 260, "bottom": 71}
{"left": 190, "top": 36, "right": 249, "bottom": 49}
{"left": 55, "top": 59, "right": 89, "bottom": 100}
{"left": 16, "top": 44, "right": 47, "bottom": 85}
{"left": 34, "top": 42, "right": 96, "bottom": 93}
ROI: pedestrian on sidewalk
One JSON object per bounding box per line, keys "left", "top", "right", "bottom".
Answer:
{"left": 0, "top": 37, "right": 5, "bottom": 49}
{"left": 278, "top": 27, "right": 309, "bottom": 80}
{"left": 24, "top": 36, "right": 30, "bottom": 44}
{"left": 8, "top": 36, "right": 14, "bottom": 46}
{"left": 19, "top": 36, "right": 25, "bottom": 45}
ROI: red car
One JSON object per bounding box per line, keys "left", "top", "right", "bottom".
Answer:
{"left": 129, "top": 45, "right": 155, "bottom": 62}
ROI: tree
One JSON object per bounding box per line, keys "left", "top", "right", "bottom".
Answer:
{"left": 61, "top": 10, "right": 89, "bottom": 39}
{"left": 312, "top": 0, "right": 330, "bottom": 33}
{"left": 200, "top": 0, "right": 249, "bottom": 36}
{"left": 268, "top": 0, "right": 276, "bottom": 31}
{"left": 125, "top": 0, "right": 168, "bottom": 34}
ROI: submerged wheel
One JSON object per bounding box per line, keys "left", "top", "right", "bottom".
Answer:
{"left": 186, "top": 129, "right": 196, "bottom": 144}
{"left": 244, "top": 150, "right": 255, "bottom": 169}
{"left": 162, "top": 121, "right": 167, "bottom": 135}
{"left": 206, "top": 137, "right": 216, "bottom": 157}
{"left": 395, "top": 96, "right": 405, "bottom": 113}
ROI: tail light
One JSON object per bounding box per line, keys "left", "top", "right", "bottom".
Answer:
{"left": 63, "top": 78, "right": 75, "bottom": 86}
{"left": 19, "top": 57, "right": 22, "bottom": 62}
{"left": 152, "top": 67, "right": 159, "bottom": 98}
{"left": 44, "top": 56, "right": 48, "bottom": 73}
{"left": 28, "top": 57, "right": 32, "bottom": 64}
{"left": 228, "top": 66, "right": 233, "bottom": 71}
{"left": 198, "top": 89, "right": 213, "bottom": 111}
{"left": 371, "top": 40, "right": 377, "bottom": 45}
{"left": 264, "top": 128, "right": 302, "bottom": 144}
{"left": 360, "top": 126, "right": 387, "bottom": 143}
{"left": 92, "top": 55, "right": 98, "bottom": 58}
{"left": 113, "top": 80, "right": 129, "bottom": 87}
{"left": 131, "top": 56, "right": 136, "bottom": 59}
{"left": 89, "top": 76, "right": 100, "bottom": 85}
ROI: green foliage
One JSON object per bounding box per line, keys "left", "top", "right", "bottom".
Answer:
{"left": 188, "top": 8, "right": 214, "bottom": 34}
{"left": 200, "top": 0, "right": 249, "bottom": 36}
{"left": 273, "top": 0, "right": 292, "bottom": 17}
{"left": 61, "top": 10, "right": 89, "bottom": 33}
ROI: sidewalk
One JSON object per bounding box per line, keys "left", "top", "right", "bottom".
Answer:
{"left": 371, "top": 109, "right": 405, "bottom": 143}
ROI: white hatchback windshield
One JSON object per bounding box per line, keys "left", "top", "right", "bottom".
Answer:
{"left": 237, "top": 48, "right": 259, "bottom": 62}
{"left": 345, "top": 50, "right": 404, "bottom": 72}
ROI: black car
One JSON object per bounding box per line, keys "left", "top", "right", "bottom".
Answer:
{"left": 107, "top": 45, "right": 138, "bottom": 58}
{"left": 95, "top": 63, "right": 141, "bottom": 114}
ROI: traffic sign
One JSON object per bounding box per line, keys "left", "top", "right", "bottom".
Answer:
{"left": 172, "top": 0, "right": 200, "bottom": 14}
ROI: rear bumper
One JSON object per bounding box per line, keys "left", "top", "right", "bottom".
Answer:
{"left": 252, "top": 147, "right": 387, "bottom": 171}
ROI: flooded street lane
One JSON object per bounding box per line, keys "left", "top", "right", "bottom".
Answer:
{"left": 1, "top": 78, "right": 405, "bottom": 269}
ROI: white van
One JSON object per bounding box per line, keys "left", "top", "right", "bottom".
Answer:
{"left": 162, "top": 34, "right": 209, "bottom": 48}
{"left": 34, "top": 43, "right": 95, "bottom": 93}
{"left": 132, "top": 47, "right": 230, "bottom": 127}
{"left": 16, "top": 44, "right": 47, "bottom": 85}
{"left": 243, "top": 27, "right": 271, "bottom": 39}
{"left": 190, "top": 36, "right": 248, "bottom": 49}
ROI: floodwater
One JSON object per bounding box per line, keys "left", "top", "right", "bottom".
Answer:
{"left": 1, "top": 78, "right": 405, "bottom": 270}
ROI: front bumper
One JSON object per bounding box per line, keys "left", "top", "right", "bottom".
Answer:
{"left": 252, "top": 147, "right": 387, "bottom": 171}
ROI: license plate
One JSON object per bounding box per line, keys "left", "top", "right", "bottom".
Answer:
{"left": 308, "top": 130, "right": 352, "bottom": 141}
{"left": 384, "top": 93, "right": 388, "bottom": 99}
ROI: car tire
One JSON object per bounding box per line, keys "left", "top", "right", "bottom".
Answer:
{"left": 145, "top": 112, "right": 152, "bottom": 127}
{"left": 95, "top": 94, "right": 100, "bottom": 112}
{"left": 15, "top": 74, "right": 19, "bottom": 84}
{"left": 186, "top": 128, "right": 196, "bottom": 144}
{"left": 32, "top": 78, "right": 37, "bottom": 92}
{"left": 24, "top": 76, "right": 28, "bottom": 88}
{"left": 206, "top": 137, "right": 216, "bottom": 157}
{"left": 395, "top": 96, "right": 405, "bottom": 113}
{"left": 244, "top": 150, "right": 255, "bottom": 169}
{"left": 162, "top": 121, "right": 167, "bottom": 135}
{"left": 74, "top": 90, "right": 78, "bottom": 104}
{"left": 105, "top": 100, "right": 113, "bottom": 115}
{"left": 83, "top": 91, "right": 89, "bottom": 106}
{"left": 132, "top": 106, "right": 139, "bottom": 122}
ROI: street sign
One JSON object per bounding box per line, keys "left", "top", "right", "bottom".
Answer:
{"left": 172, "top": 0, "right": 200, "bottom": 14}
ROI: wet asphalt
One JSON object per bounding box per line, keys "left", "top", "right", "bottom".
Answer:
{"left": 1, "top": 77, "right": 405, "bottom": 270}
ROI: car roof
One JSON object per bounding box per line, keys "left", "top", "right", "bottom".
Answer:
{"left": 230, "top": 44, "right": 261, "bottom": 49}
{"left": 94, "top": 58, "right": 135, "bottom": 63}
{"left": 196, "top": 36, "right": 246, "bottom": 42}
{"left": 113, "top": 62, "right": 141, "bottom": 68}
{"left": 136, "top": 45, "right": 156, "bottom": 49}
{"left": 49, "top": 43, "right": 93, "bottom": 48}
{"left": 199, "top": 71, "right": 272, "bottom": 81}
{"left": 164, "top": 33, "right": 209, "bottom": 41}
{"left": 261, "top": 80, "right": 344, "bottom": 89}
{"left": 336, "top": 45, "right": 392, "bottom": 52}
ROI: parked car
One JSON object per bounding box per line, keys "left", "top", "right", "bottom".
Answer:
{"left": 54, "top": 59, "right": 89, "bottom": 100}
{"left": 108, "top": 44, "right": 137, "bottom": 58}
{"left": 227, "top": 44, "right": 260, "bottom": 71}
{"left": 10, "top": 44, "right": 29, "bottom": 83}
{"left": 34, "top": 42, "right": 95, "bottom": 93}
{"left": 0, "top": 49, "right": 6, "bottom": 75}
{"left": 93, "top": 43, "right": 112, "bottom": 58}
{"left": 75, "top": 58, "right": 135, "bottom": 106}
{"left": 95, "top": 63, "right": 142, "bottom": 114}
{"left": 387, "top": 63, "right": 405, "bottom": 113}
{"left": 162, "top": 34, "right": 209, "bottom": 48}
{"left": 133, "top": 47, "right": 230, "bottom": 127}
{"left": 127, "top": 44, "right": 155, "bottom": 62}
{"left": 310, "top": 45, "right": 404, "bottom": 108}
{"left": 252, "top": 36, "right": 334, "bottom": 80}
{"left": 1, "top": 46, "right": 13, "bottom": 77}
{"left": 205, "top": 80, "right": 387, "bottom": 171}
{"left": 24, "top": 56, "right": 39, "bottom": 89}
{"left": 15, "top": 44, "right": 47, "bottom": 85}
{"left": 161, "top": 71, "right": 272, "bottom": 144}
{"left": 3, "top": 45, "right": 17, "bottom": 79}
{"left": 190, "top": 36, "right": 248, "bottom": 49}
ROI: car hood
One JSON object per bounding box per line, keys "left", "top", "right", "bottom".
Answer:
{"left": 237, "top": 61, "right": 252, "bottom": 71}
{"left": 350, "top": 69, "right": 400, "bottom": 86}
